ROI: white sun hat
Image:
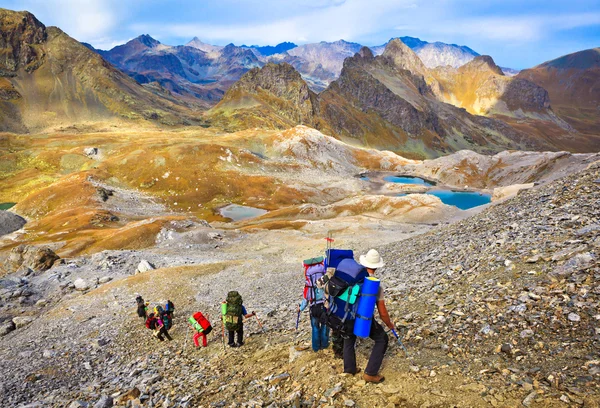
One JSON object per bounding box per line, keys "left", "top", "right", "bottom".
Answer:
{"left": 359, "top": 249, "right": 385, "bottom": 269}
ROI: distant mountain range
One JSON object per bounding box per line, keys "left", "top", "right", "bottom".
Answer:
{"left": 208, "top": 39, "right": 600, "bottom": 158}
{"left": 86, "top": 35, "right": 485, "bottom": 99}
{"left": 1, "top": 7, "right": 598, "bottom": 158}
{"left": 0, "top": 9, "right": 202, "bottom": 133}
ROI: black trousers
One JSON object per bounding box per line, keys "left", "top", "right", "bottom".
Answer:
{"left": 157, "top": 327, "right": 173, "bottom": 341}
{"left": 343, "top": 319, "right": 388, "bottom": 375}
{"left": 228, "top": 323, "right": 244, "bottom": 345}
{"left": 331, "top": 330, "right": 344, "bottom": 357}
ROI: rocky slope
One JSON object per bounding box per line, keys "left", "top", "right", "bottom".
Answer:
{"left": 0, "top": 147, "right": 597, "bottom": 407}
{"left": 0, "top": 9, "right": 203, "bottom": 133}
{"left": 517, "top": 48, "right": 600, "bottom": 142}
{"left": 208, "top": 63, "right": 319, "bottom": 131}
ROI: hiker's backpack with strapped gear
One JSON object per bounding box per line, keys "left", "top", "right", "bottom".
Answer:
{"left": 145, "top": 313, "right": 157, "bottom": 330}
{"left": 161, "top": 311, "right": 172, "bottom": 330}
{"left": 223, "top": 291, "right": 243, "bottom": 331}
{"left": 325, "top": 258, "right": 369, "bottom": 337}
{"left": 189, "top": 312, "right": 213, "bottom": 335}
{"left": 303, "top": 257, "right": 326, "bottom": 318}
{"left": 165, "top": 300, "right": 175, "bottom": 315}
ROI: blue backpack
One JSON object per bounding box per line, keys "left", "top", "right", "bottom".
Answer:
{"left": 325, "top": 258, "right": 369, "bottom": 337}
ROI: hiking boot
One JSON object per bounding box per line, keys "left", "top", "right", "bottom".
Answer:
{"left": 363, "top": 373, "right": 385, "bottom": 383}
{"left": 344, "top": 368, "right": 361, "bottom": 375}
{"left": 229, "top": 343, "right": 238, "bottom": 348}
{"left": 236, "top": 342, "right": 244, "bottom": 347}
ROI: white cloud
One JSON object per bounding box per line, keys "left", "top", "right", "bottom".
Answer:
{"left": 130, "top": 0, "right": 419, "bottom": 45}
{"left": 417, "top": 12, "right": 600, "bottom": 43}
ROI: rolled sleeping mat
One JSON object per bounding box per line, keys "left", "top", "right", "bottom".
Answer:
{"left": 188, "top": 316, "right": 203, "bottom": 332}
{"left": 353, "top": 277, "right": 380, "bottom": 338}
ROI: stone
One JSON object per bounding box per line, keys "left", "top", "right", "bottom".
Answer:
{"left": 68, "top": 401, "right": 89, "bottom": 408}
{"left": 324, "top": 383, "right": 342, "bottom": 398}
{"left": 4, "top": 245, "right": 59, "bottom": 273}
{"left": 0, "top": 321, "right": 16, "bottom": 336}
{"left": 522, "top": 391, "right": 537, "bottom": 407}
{"left": 93, "top": 395, "right": 113, "bottom": 408}
{"left": 12, "top": 316, "right": 34, "bottom": 329}
{"left": 568, "top": 313, "right": 581, "bottom": 322}
{"left": 268, "top": 373, "right": 290, "bottom": 384}
{"left": 520, "top": 329, "right": 534, "bottom": 338}
{"left": 98, "top": 276, "right": 112, "bottom": 284}
{"left": 73, "top": 278, "right": 89, "bottom": 291}
{"left": 136, "top": 260, "right": 155, "bottom": 274}
{"left": 84, "top": 147, "right": 99, "bottom": 157}
{"left": 115, "top": 388, "right": 141, "bottom": 405}
{"left": 500, "top": 344, "right": 512, "bottom": 354}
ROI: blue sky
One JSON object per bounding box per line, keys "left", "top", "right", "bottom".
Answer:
{"left": 2, "top": 0, "right": 599, "bottom": 69}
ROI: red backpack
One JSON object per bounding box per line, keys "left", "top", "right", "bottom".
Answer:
{"left": 192, "top": 312, "right": 211, "bottom": 330}
{"left": 145, "top": 313, "right": 157, "bottom": 329}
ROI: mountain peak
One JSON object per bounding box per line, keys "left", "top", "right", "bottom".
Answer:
{"left": 135, "top": 34, "right": 160, "bottom": 48}
{"left": 382, "top": 38, "right": 427, "bottom": 74}
{"left": 462, "top": 55, "right": 504, "bottom": 75}
{"left": 0, "top": 8, "right": 47, "bottom": 74}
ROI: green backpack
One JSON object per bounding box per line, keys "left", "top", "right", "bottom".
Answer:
{"left": 223, "top": 291, "right": 243, "bottom": 331}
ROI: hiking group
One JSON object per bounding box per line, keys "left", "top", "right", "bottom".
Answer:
{"left": 133, "top": 246, "right": 395, "bottom": 384}
{"left": 135, "top": 292, "right": 257, "bottom": 349}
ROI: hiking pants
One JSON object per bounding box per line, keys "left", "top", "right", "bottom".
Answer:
{"left": 310, "top": 314, "right": 330, "bottom": 352}
{"left": 194, "top": 331, "right": 207, "bottom": 347}
{"left": 343, "top": 320, "right": 388, "bottom": 375}
{"left": 331, "top": 330, "right": 344, "bottom": 358}
{"left": 228, "top": 323, "right": 243, "bottom": 345}
{"left": 157, "top": 327, "right": 173, "bottom": 341}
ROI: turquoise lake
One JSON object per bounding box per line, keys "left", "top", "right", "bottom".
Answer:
{"left": 383, "top": 176, "right": 434, "bottom": 186}
{"left": 0, "top": 203, "right": 16, "bottom": 210}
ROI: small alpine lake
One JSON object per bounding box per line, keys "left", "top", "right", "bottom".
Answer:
{"left": 399, "top": 190, "right": 491, "bottom": 210}
{"left": 219, "top": 204, "right": 268, "bottom": 221}
{"left": 383, "top": 175, "right": 435, "bottom": 186}
{"left": 0, "top": 203, "right": 16, "bottom": 210}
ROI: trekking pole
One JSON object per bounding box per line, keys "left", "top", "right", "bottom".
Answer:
{"left": 183, "top": 325, "right": 190, "bottom": 352}
{"left": 391, "top": 327, "right": 409, "bottom": 357}
{"left": 221, "top": 318, "right": 225, "bottom": 351}
{"left": 254, "top": 313, "right": 266, "bottom": 333}
{"left": 295, "top": 304, "right": 301, "bottom": 331}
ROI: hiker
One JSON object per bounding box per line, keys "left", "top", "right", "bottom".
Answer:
{"left": 316, "top": 269, "right": 343, "bottom": 358}
{"left": 344, "top": 249, "right": 394, "bottom": 383}
{"left": 300, "top": 257, "right": 330, "bottom": 352}
{"left": 188, "top": 311, "right": 213, "bottom": 348}
{"left": 136, "top": 295, "right": 147, "bottom": 319}
{"left": 165, "top": 299, "right": 175, "bottom": 317}
{"left": 222, "top": 291, "right": 255, "bottom": 347}
{"left": 153, "top": 306, "right": 173, "bottom": 341}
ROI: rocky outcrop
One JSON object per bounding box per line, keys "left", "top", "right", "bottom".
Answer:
{"left": 0, "top": 9, "right": 46, "bottom": 75}
{"left": 208, "top": 62, "right": 319, "bottom": 130}
{"left": 3, "top": 245, "right": 59, "bottom": 274}
{"left": 0, "top": 211, "right": 26, "bottom": 236}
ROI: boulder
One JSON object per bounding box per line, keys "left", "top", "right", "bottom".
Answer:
{"left": 0, "top": 211, "right": 26, "bottom": 236}
{"left": 0, "top": 320, "right": 15, "bottom": 336}
{"left": 84, "top": 147, "right": 98, "bottom": 157}
{"left": 136, "top": 260, "right": 155, "bottom": 274}
{"left": 4, "top": 245, "right": 59, "bottom": 274}
{"left": 12, "top": 316, "right": 34, "bottom": 329}
{"left": 93, "top": 395, "right": 113, "bottom": 408}
{"left": 73, "top": 278, "right": 89, "bottom": 291}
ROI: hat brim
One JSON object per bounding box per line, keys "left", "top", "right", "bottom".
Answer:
{"left": 359, "top": 255, "right": 385, "bottom": 269}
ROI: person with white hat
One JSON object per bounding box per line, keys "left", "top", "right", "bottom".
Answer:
{"left": 344, "top": 249, "right": 396, "bottom": 383}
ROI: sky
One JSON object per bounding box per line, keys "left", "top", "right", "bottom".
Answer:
{"left": 1, "top": 0, "right": 599, "bottom": 69}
